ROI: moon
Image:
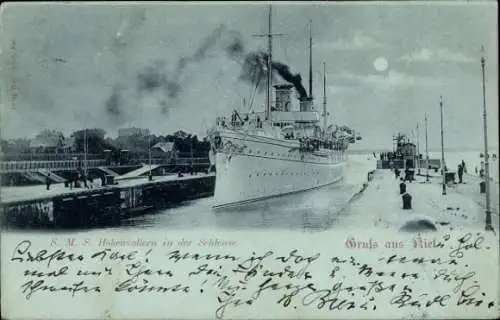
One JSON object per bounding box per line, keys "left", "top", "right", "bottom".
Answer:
{"left": 373, "top": 57, "right": 388, "bottom": 72}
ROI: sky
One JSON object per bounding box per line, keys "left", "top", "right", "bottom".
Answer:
{"left": 0, "top": 1, "right": 498, "bottom": 151}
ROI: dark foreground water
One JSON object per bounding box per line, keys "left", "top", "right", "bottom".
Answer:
{"left": 105, "top": 156, "right": 373, "bottom": 232}
{"left": 2, "top": 156, "right": 375, "bottom": 234}
{"left": 113, "top": 182, "right": 361, "bottom": 232}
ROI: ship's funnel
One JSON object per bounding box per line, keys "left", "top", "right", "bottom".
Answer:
{"left": 300, "top": 97, "right": 314, "bottom": 112}
{"left": 274, "top": 84, "right": 293, "bottom": 111}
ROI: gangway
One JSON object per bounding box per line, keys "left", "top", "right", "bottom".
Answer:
{"left": 38, "top": 169, "right": 67, "bottom": 183}
{"left": 97, "top": 167, "right": 119, "bottom": 177}
{"left": 115, "top": 165, "right": 160, "bottom": 180}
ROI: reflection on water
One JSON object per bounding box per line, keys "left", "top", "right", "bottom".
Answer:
{"left": 110, "top": 157, "right": 375, "bottom": 232}
{"left": 114, "top": 182, "right": 361, "bottom": 232}
{"left": 3, "top": 157, "right": 375, "bottom": 234}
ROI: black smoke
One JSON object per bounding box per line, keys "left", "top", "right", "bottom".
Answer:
{"left": 131, "top": 25, "right": 308, "bottom": 118}
{"left": 137, "top": 66, "right": 181, "bottom": 99}
{"left": 221, "top": 29, "right": 308, "bottom": 100}
{"left": 136, "top": 24, "right": 227, "bottom": 102}
{"left": 236, "top": 50, "right": 308, "bottom": 100}
{"left": 271, "top": 60, "right": 307, "bottom": 99}
{"left": 225, "top": 30, "right": 245, "bottom": 59}
{"left": 105, "top": 86, "right": 127, "bottom": 124}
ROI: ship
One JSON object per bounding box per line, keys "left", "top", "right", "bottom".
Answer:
{"left": 208, "top": 5, "right": 360, "bottom": 209}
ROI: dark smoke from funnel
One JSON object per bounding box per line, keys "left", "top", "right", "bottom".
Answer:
{"left": 174, "top": 24, "right": 226, "bottom": 76}
{"left": 225, "top": 30, "right": 245, "bottom": 59}
{"left": 137, "top": 66, "right": 181, "bottom": 99}
{"left": 221, "top": 29, "right": 308, "bottom": 99}
{"left": 271, "top": 60, "right": 308, "bottom": 99}
{"left": 235, "top": 50, "right": 308, "bottom": 99}
{"left": 136, "top": 24, "right": 227, "bottom": 102}
{"left": 105, "top": 86, "right": 127, "bottom": 125}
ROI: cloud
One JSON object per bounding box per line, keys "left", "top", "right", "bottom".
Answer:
{"left": 322, "top": 31, "right": 383, "bottom": 51}
{"left": 334, "top": 70, "right": 451, "bottom": 90}
{"left": 399, "top": 48, "right": 474, "bottom": 63}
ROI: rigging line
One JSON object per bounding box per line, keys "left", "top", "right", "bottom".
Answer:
{"left": 247, "top": 71, "right": 257, "bottom": 112}
{"left": 249, "top": 74, "right": 261, "bottom": 113}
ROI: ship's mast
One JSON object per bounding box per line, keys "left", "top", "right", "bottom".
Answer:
{"left": 253, "top": 5, "right": 282, "bottom": 122}
{"left": 266, "top": 5, "right": 272, "bottom": 122}
{"left": 309, "top": 20, "right": 313, "bottom": 99}
{"left": 323, "top": 62, "right": 327, "bottom": 132}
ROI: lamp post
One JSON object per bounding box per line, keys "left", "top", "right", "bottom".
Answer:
{"left": 439, "top": 95, "right": 446, "bottom": 195}
{"left": 83, "top": 128, "right": 87, "bottom": 177}
{"left": 425, "top": 112, "right": 429, "bottom": 182}
{"left": 480, "top": 47, "right": 493, "bottom": 231}
{"left": 416, "top": 123, "right": 420, "bottom": 175}
{"left": 148, "top": 132, "right": 152, "bottom": 181}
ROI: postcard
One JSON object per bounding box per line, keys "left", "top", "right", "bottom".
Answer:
{"left": 1, "top": 1, "right": 499, "bottom": 319}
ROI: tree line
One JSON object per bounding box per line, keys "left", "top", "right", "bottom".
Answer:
{"left": 0, "top": 128, "right": 211, "bottom": 158}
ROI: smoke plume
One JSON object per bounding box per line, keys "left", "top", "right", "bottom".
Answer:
{"left": 271, "top": 60, "right": 307, "bottom": 99}
{"left": 136, "top": 24, "right": 227, "bottom": 102}
{"left": 105, "top": 85, "right": 127, "bottom": 124}
{"left": 220, "top": 29, "right": 308, "bottom": 99}
{"left": 235, "top": 50, "right": 308, "bottom": 99}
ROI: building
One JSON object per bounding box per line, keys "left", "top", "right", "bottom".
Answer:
{"left": 399, "top": 142, "right": 417, "bottom": 157}
{"left": 29, "top": 130, "right": 67, "bottom": 153}
{"left": 151, "top": 142, "right": 177, "bottom": 159}
{"left": 118, "top": 127, "right": 150, "bottom": 138}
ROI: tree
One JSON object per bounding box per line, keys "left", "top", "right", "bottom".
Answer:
{"left": 71, "top": 128, "right": 107, "bottom": 153}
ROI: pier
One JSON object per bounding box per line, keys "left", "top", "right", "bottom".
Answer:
{"left": 343, "top": 167, "right": 499, "bottom": 232}
{"left": 1, "top": 172, "right": 215, "bottom": 228}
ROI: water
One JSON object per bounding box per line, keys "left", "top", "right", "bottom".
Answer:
{"left": 11, "top": 151, "right": 494, "bottom": 234}
{"left": 36, "top": 156, "right": 372, "bottom": 234}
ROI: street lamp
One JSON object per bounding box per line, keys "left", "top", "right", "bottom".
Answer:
{"left": 83, "top": 128, "right": 88, "bottom": 177}
{"left": 416, "top": 123, "right": 420, "bottom": 175}
{"left": 148, "top": 132, "right": 152, "bottom": 181}
{"left": 425, "top": 113, "right": 430, "bottom": 182}
{"left": 439, "top": 95, "right": 446, "bottom": 195}
{"left": 480, "top": 46, "right": 493, "bottom": 232}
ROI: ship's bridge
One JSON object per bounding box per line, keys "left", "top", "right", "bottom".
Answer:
{"left": 270, "top": 111, "right": 320, "bottom": 124}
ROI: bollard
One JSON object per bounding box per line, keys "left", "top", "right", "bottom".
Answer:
{"left": 480, "top": 181, "right": 486, "bottom": 194}
{"left": 399, "top": 181, "right": 407, "bottom": 194}
{"left": 402, "top": 193, "right": 412, "bottom": 210}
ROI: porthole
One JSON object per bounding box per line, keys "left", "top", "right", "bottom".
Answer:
{"left": 256, "top": 173, "right": 259, "bottom": 176}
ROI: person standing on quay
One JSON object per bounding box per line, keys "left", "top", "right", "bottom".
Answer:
{"left": 46, "top": 173, "right": 51, "bottom": 190}
{"left": 458, "top": 163, "right": 464, "bottom": 184}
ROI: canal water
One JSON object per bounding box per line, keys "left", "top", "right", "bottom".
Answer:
{"left": 6, "top": 154, "right": 372, "bottom": 234}
{"left": 110, "top": 154, "right": 376, "bottom": 232}
{"left": 4, "top": 151, "right": 496, "bottom": 235}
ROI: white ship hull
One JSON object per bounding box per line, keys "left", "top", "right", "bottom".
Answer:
{"left": 213, "top": 130, "right": 346, "bottom": 208}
